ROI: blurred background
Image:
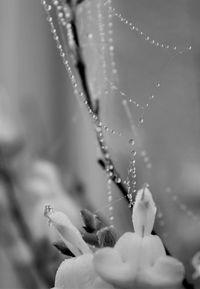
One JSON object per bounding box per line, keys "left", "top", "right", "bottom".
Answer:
{"left": 0, "top": 0, "right": 200, "bottom": 288}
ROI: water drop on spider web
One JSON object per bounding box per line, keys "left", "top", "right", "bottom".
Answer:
{"left": 78, "top": 0, "right": 118, "bottom": 103}
{"left": 128, "top": 138, "right": 135, "bottom": 146}
{"left": 87, "top": 33, "right": 93, "bottom": 40}
{"left": 139, "top": 117, "right": 144, "bottom": 124}
{"left": 51, "top": 0, "right": 196, "bottom": 238}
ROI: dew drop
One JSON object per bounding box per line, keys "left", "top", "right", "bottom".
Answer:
{"left": 52, "top": 0, "right": 59, "bottom": 6}
{"left": 141, "top": 150, "right": 146, "bottom": 157}
{"left": 139, "top": 117, "right": 144, "bottom": 124}
{"left": 116, "top": 177, "right": 121, "bottom": 184}
{"left": 129, "top": 139, "right": 135, "bottom": 146}
{"left": 47, "top": 5, "right": 52, "bottom": 11}
{"left": 87, "top": 33, "right": 93, "bottom": 40}
{"left": 131, "top": 150, "right": 136, "bottom": 157}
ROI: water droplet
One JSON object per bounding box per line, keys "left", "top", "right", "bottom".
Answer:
{"left": 116, "top": 178, "right": 121, "bottom": 183}
{"left": 129, "top": 139, "right": 135, "bottom": 146}
{"left": 105, "top": 153, "right": 110, "bottom": 159}
{"left": 47, "top": 16, "right": 53, "bottom": 22}
{"left": 147, "top": 163, "right": 152, "bottom": 169}
{"left": 47, "top": 5, "right": 52, "bottom": 11}
{"left": 131, "top": 150, "right": 136, "bottom": 157}
{"left": 87, "top": 33, "right": 93, "bottom": 40}
{"left": 109, "top": 165, "right": 114, "bottom": 170}
{"left": 109, "top": 172, "right": 113, "bottom": 178}
{"left": 52, "top": 0, "right": 59, "bottom": 6}
{"left": 139, "top": 117, "right": 144, "bottom": 124}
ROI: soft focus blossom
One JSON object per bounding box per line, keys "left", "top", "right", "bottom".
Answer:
{"left": 23, "top": 160, "right": 82, "bottom": 240}
{"left": 94, "top": 186, "right": 185, "bottom": 289}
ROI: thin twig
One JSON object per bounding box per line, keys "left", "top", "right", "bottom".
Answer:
{"left": 98, "top": 159, "right": 129, "bottom": 203}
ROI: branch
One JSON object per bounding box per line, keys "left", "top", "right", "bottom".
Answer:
{"left": 98, "top": 159, "right": 129, "bottom": 203}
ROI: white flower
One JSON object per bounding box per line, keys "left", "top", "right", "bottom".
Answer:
{"left": 45, "top": 207, "right": 115, "bottom": 289}
{"left": 51, "top": 254, "right": 115, "bottom": 289}
{"left": 93, "top": 186, "right": 185, "bottom": 289}
{"left": 47, "top": 186, "right": 185, "bottom": 289}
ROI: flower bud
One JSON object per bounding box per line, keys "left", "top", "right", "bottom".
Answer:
{"left": 132, "top": 185, "right": 156, "bottom": 237}
{"left": 81, "top": 209, "right": 102, "bottom": 233}
{"left": 97, "top": 226, "right": 117, "bottom": 248}
{"left": 44, "top": 206, "right": 91, "bottom": 256}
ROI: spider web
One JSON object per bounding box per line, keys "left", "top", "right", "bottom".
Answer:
{"left": 77, "top": 0, "right": 194, "bottom": 218}
{"left": 42, "top": 0, "right": 200, "bottom": 242}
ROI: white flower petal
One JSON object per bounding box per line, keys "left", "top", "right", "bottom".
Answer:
{"left": 93, "top": 277, "right": 117, "bottom": 289}
{"left": 115, "top": 232, "right": 141, "bottom": 267}
{"left": 55, "top": 254, "right": 96, "bottom": 289}
{"left": 136, "top": 255, "right": 185, "bottom": 288}
{"left": 94, "top": 247, "right": 137, "bottom": 289}
{"left": 132, "top": 186, "right": 156, "bottom": 236}
{"left": 139, "top": 235, "right": 166, "bottom": 269}
{"left": 45, "top": 208, "right": 91, "bottom": 256}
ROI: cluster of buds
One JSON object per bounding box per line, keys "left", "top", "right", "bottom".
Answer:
{"left": 45, "top": 205, "right": 117, "bottom": 255}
